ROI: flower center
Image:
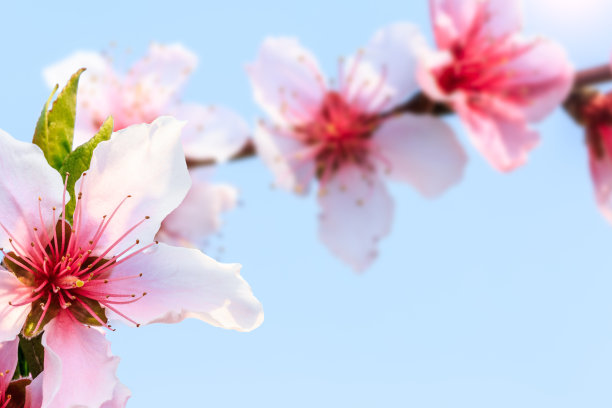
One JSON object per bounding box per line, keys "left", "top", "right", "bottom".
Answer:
{"left": 294, "top": 91, "right": 380, "bottom": 180}
{"left": 434, "top": 4, "right": 535, "bottom": 103}
{"left": 1, "top": 173, "right": 153, "bottom": 336}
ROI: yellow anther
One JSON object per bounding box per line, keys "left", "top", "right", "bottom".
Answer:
{"left": 75, "top": 279, "right": 85, "bottom": 288}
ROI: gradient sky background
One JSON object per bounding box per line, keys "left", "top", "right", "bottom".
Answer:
{"left": 2, "top": 0, "right": 612, "bottom": 406}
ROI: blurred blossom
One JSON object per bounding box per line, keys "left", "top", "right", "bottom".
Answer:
{"left": 579, "top": 90, "right": 612, "bottom": 222}
{"left": 248, "top": 23, "right": 466, "bottom": 272}
{"left": 0, "top": 119, "right": 263, "bottom": 407}
{"left": 44, "top": 43, "right": 250, "bottom": 248}
{"left": 418, "top": 0, "right": 573, "bottom": 171}
{"left": 157, "top": 167, "right": 238, "bottom": 248}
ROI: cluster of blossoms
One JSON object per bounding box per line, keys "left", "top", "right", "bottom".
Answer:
{"left": 44, "top": 43, "right": 250, "bottom": 249}
{"left": 247, "top": 0, "right": 573, "bottom": 270}
{"left": 3, "top": 0, "right": 612, "bottom": 405}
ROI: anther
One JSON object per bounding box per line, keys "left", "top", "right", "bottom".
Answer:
{"left": 144, "top": 216, "right": 150, "bottom": 219}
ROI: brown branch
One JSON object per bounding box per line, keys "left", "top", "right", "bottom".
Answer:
{"left": 573, "top": 64, "right": 611, "bottom": 89}
{"left": 185, "top": 140, "right": 256, "bottom": 168}
{"left": 187, "top": 63, "right": 612, "bottom": 169}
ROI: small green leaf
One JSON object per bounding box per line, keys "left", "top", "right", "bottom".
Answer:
{"left": 59, "top": 116, "right": 114, "bottom": 222}
{"left": 32, "top": 68, "right": 85, "bottom": 170}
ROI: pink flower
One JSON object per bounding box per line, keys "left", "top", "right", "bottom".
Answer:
{"left": 247, "top": 24, "right": 467, "bottom": 271}
{"left": 418, "top": 0, "right": 573, "bottom": 171}
{"left": 0, "top": 117, "right": 263, "bottom": 407}
{"left": 0, "top": 338, "right": 19, "bottom": 407}
{"left": 44, "top": 44, "right": 250, "bottom": 247}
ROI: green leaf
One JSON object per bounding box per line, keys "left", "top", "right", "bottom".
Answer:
{"left": 59, "top": 116, "right": 114, "bottom": 222}
{"left": 32, "top": 68, "right": 85, "bottom": 170}
{"left": 17, "top": 334, "right": 44, "bottom": 378}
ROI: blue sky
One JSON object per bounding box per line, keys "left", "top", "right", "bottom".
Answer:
{"left": 2, "top": 1, "right": 612, "bottom": 406}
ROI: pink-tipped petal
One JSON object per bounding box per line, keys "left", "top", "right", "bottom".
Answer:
{"left": 0, "top": 337, "right": 19, "bottom": 384}
{"left": 169, "top": 103, "right": 250, "bottom": 162}
{"left": 0, "top": 130, "right": 67, "bottom": 252}
{"left": 457, "top": 101, "right": 538, "bottom": 172}
{"left": 40, "top": 311, "right": 121, "bottom": 408}
{"left": 75, "top": 117, "right": 191, "bottom": 255}
{"left": 158, "top": 168, "right": 238, "bottom": 247}
{"left": 373, "top": 114, "right": 467, "bottom": 197}
{"left": 318, "top": 166, "right": 393, "bottom": 272}
{"left": 0, "top": 270, "right": 30, "bottom": 343}
{"left": 103, "top": 243, "right": 263, "bottom": 331}
{"left": 124, "top": 43, "right": 198, "bottom": 117}
{"left": 253, "top": 121, "right": 315, "bottom": 192}
{"left": 247, "top": 37, "right": 326, "bottom": 126}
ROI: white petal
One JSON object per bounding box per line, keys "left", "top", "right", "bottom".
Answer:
{"left": 0, "top": 129, "right": 66, "bottom": 253}
{"left": 0, "top": 270, "right": 30, "bottom": 342}
{"left": 253, "top": 121, "right": 315, "bottom": 192}
{"left": 353, "top": 23, "right": 427, "bottom": 111}
{"left": 157, "top": 168, "right": 238, "bottom": 247}
{"left": 124, "top": 43, "right": 197, "bottom": 116}
{"left": 40, "top": 312, "right": 121, "bottom": 408}
{"left": 373, "top": 114, "right": 467, "bottom": 198}
{"left": 74, "top": 117, "right": 191, "bottom": 256}
{"left": 169, "top": 104, "right": 250, "bottom": 162}
{"left": 247, "top": 37, "right": 326, "bottom": 126}
{"left": 104, "top": 243, "right": 263, "bottom": 331}
{"left": 318, "top": 166, "right": 394, "bottom": 272}
{"left": 0, "top": 337, "right": 19, "bottom": 383}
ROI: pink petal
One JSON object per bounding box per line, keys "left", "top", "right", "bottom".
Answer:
{"left": 100, "top": 382, "right": 131, "bottom": 408}
{"left": 253, "top": 121, "right": 315, "bottom": 192}
{"left": 40, "top": 311, "right": 121, "bottom": 408}
{"left": 373, "top": 114, "right": 467, "bottom": 197}
{"left": 25, "top": 375, "right": 43, "bottom": 408}
{"left": 346, "top": 23, "right": 426, "bottom": 112}
{"left": 168, "top": 103, "right": 250, "bottom": 162}
{"left": 0, "top": 337, "right": 19, "bottom": 384}
{"left": 124, "top": 43, "right": 197, "bottom": 117}
{"left": 431, "top": 0, "right": 522, "bottom": 49}
{"left": 157, "top": 168, "right": 238, "bottom": 247}
{"left": 589, "top": 127, "right": 612, "bottom": 222}
{"left": 0, "top": 270, "right": 30, "bottom": 342}
{"left": 74, "top": 117, "right": 191, "bottom": 256}
{"left": 499, "top": 36, "right": 573, "bottom": 122}
{"left": 456, "top": 100, "right": 539, "bottom": 172}
{"left": 0, "top": 130, "right": 67, "bottom": 252}
{"left": 43, "top": 52, "right": 117, "bottom": 148}
{"left": 103, "top": 243, "right": 263, "bottom": 331}
{"left": 247, "top": 37, "right": 326, "bottom": 126}
{"left": 318, "top": 166, "right": 393, "bottom": 272}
